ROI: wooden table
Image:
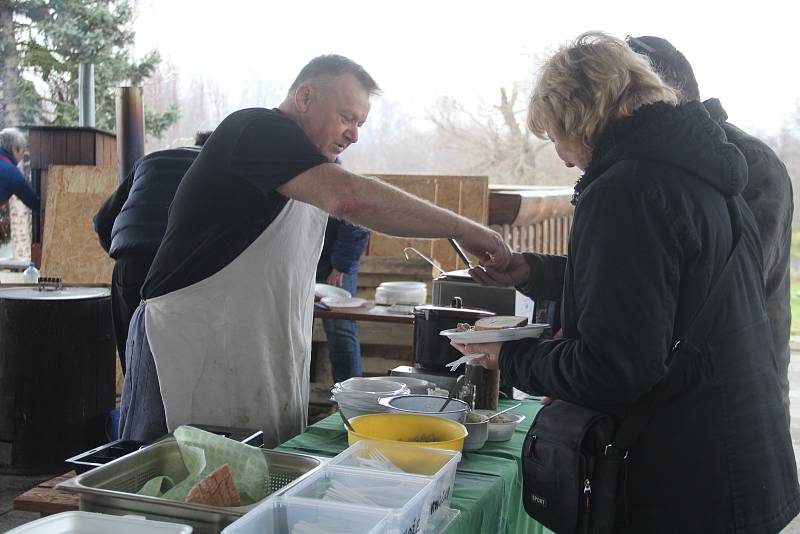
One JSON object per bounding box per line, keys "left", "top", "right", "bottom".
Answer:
{"left": 313, "top": 301, "right": 414, "bottom": 324}
{"left": 13, "top": 471, "right": 79, "bottom": 515}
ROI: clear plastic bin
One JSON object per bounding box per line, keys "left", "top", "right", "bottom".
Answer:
{"left": 221, "top": 496, "right": 390, "bottom": 534}
{"left": 283, "top": 467, "right": 434, "bottom": 534}
{"left": 328, "top": 439, "right": 461, "bottom": 517}
{"left": 6, "top": 511, "right": 193, "bottom": 533}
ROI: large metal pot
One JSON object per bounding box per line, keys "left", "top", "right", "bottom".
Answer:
{"left": 412, "top": 299, "right": 493, "bottom": 370}
{"left": 0, "top": 286, "right": 114, "bottom": 473}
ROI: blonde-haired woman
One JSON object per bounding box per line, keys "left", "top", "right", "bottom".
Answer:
{"left": 459, "top": 32, "right": 799, "bottom": 532}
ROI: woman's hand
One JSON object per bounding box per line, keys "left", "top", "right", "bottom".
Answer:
{"left": 468, "top": 252, "right": 530, "bottom": 288}
{"left": 450, "top": 340, "right": 503, "bottom": 370}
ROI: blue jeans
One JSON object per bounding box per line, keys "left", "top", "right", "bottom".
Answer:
{"left": 119, "top": 302, "right": 168, "bottom": 442}
{"left": 320, "top": 271, "right": 362, "bottom": 383}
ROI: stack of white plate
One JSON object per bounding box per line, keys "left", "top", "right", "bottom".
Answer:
{"left": 331, "top": 377, "right": 410, "bottom": 421}
{"left": 374, "top": 281, "right": 427, "bottom": 305}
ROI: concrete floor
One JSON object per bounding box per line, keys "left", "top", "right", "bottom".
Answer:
{"left": 3, "top": 349, "right": 800, "bottom": 532}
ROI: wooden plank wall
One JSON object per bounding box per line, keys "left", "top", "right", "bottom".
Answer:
{"left": 27, "top": 128, "right": 117, "bottom": 257}
{"left": 365, "top": 174, "right": 490, "bottom": 272}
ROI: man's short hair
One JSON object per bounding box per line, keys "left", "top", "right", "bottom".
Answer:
{"left": 288, "top": 54, "right": 381, "bottom": 96}
{"left": 194, "top": 130, "right": 213, "bottom": 147}
{"left": 0, "top": 128, "right": 26, "bottom": 153}
{"left": 528, "top": 32, "right": 677, "bottom": 155}
{"left": 626, "top": 35, "right": 700, "bottom": 104}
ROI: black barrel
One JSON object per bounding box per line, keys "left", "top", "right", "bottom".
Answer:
{"left": 0, "top": 287, "right": 115, "bottom": 473}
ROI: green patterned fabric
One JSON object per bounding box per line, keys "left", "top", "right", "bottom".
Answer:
{"left": 278, "top": 398, "right": 554, "bottom": 534}
{"left": 138, "top": 425, "right": 270, "bottom": 504}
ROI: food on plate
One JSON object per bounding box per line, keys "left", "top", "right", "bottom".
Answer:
{"left": 456, "top": 322, "right": 474, "bottom": 332}
{"left": 466, "top": 412, "right": 488, "bottom": 423}
{"left": 185, "top": 463, "right": 241, "bottom": 507}
{"left": 474, "top": 316, "right": 529, "bottom": 330}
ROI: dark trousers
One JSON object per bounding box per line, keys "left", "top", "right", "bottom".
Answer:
{"left": 111, "top": 254, "right": 154, "bottom": 373}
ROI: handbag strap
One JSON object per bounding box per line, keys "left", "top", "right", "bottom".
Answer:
{"left": 606, "top": 196, "right": 744, "bottom": 457}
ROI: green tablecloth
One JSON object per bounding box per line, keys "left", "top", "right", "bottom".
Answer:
{"left": 277, "top": 398, "right": 554, "bottom": 534}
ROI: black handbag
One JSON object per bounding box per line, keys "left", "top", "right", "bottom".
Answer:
{"left": 520, "top": 199, "right": 744, "bottom": 534}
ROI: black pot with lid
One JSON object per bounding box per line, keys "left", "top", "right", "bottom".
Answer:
{"left": 412, "top": 297, "right": 494, "bottom": 370}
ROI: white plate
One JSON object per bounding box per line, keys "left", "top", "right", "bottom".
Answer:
{"left": 314, "top": 283, "right": 351, "bottom": 300}
{"left": 440, "top": 324, "right": 548, "bottom": 343}
{"left": 321, "top": 296, "right": 366, "bottom": 308}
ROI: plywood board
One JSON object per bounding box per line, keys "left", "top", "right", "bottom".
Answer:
{"left": 366, "top": 176, "right": 438, "bottom": 259}
{"left": 41, "top": 165, "right": 116, "bottom": 284}
{"left": 364, "top": 174, "right": 490, "bottom": 273}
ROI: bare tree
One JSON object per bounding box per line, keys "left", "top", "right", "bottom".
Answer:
{"left": 0, "top": 0, "right": 22, "bottom": 127}
{"left": 426, "top": 84, "right": 574, "bottom": 185}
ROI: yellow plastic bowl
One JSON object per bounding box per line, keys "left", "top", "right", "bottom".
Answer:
{"left": 347, "top": 413, "right": 468, "bottom": 452}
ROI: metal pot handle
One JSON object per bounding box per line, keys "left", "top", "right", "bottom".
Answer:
{"left": 404, "top": 247, "right": 446, "bottom": 275}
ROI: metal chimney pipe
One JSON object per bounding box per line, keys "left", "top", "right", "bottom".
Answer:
{"left": 78, "top": 63, "right": 95, "bottom": 127}
{"left": 115, "top": 86, "right": 145, "bottom": 184}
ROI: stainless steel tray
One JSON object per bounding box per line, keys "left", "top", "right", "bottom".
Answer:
{"left": 58, "top": 438, "right": 323, "bottom": 534}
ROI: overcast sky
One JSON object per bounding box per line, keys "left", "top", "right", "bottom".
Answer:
{"left": 133, "top": 0, "right": 797, "bottom": 137}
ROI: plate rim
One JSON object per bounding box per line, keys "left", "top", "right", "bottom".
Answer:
{"left": 440, "top": 324, "right": 547, "bottom": 343}
{"left": 320, "top": 296, "right": 367, "bottom": 308}
{"left": 314, "top": 283, "right": 351, "bottom": 299}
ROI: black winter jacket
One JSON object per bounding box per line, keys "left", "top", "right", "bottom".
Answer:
{"left": 503, "top": 102, "right": 799, "bottom": 533}
{"left": 94, "top": 147, "right": 200, "bottom": 259}
{"left": 705, "top": 98, "right": 794, "bottom": 410}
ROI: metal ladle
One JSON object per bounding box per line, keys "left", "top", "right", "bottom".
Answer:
{"left": 338, "top": 408, "right": 355, "bottom": 433}
{"left": 404, "top": 247, "right": 446, "bottom": 275}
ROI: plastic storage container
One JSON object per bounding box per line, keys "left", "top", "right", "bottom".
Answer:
{"left": 221, "top": 496, "right": 390, "bottom": 534}
{"left": 57, "top": 439, "right": 323, "bottom": 534}
{"left": 328, "top": 440, "right": 461, "bottom": 517}
{"left": 283, "top": 467, "right": 434, "bottom": 534}
{"left": 6, "top": 511, "right": 193, "bottom": 533}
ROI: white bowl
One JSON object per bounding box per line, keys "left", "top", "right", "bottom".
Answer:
{"left": 386, "top": 377, "right": 435, "bottom": 395}
{"left": 379, "top": 395, "right": 469, "bottom": 423}
{"left": 473, "top": 410, "right": 526, "bottom": 442}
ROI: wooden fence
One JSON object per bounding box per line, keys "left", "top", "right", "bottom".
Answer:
{"left": 489, "top": 185, "right": 574, "bottom": 255}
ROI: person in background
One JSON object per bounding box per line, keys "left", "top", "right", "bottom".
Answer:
{"left": 316, "top": 216, "right": 370, "bottom": 382}
{"left": 0, "top": 128, "right": 39, "bottom": 246}
{"left": 626, "top": 35, "right": 794, "bottom": 417}
{"left": 458, "top": 32, "right": 798, "bottom": 532}
{"left": 94, "top": 131, "right": 212, "bottom": 373}
{"left": 120, "top": 54, "right": 510, "bottom": 446}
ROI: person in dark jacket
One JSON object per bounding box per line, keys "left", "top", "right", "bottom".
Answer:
{"left": 0, "top": 128, "right": 39, "bottom": 244}
{"left": 316, "top": 217, "right": 370, "bottom": 382}
{"left": 624, "top": 35, "right": 795, "bottom": 417}
{"left": 94, "top": 132, "right": 211, "bottom": 372}
{"left": 459, "top": 32, "right": 799, "bottom": 533}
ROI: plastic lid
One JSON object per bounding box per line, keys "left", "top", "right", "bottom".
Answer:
{"left": 0, "top": 287, "right": 110, "bottom": 301}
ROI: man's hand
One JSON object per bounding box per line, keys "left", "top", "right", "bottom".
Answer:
{"left": 450, "top": 340, "right": 503, "bottom": 370}
{"left": 456, "top": 226, "right": 512, "bottom": 272}
{"left": 326, "top": 269, "right": 345, "bottom": 288}
{"left": 469, "top": 252, "right": 530, "bottom": 287}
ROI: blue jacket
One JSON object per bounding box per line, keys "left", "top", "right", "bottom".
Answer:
{"left": 316, "top": 217, "right": 370, "bottom": 277}
{"left": 0, "top": 147, "right": 40, "bottom": 210}
{"left": 94, "top": 147, "right": 200, "bottom": 259}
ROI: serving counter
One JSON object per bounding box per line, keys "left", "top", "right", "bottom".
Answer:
{"left": 14, "top": 398, "right": 550, "bottom": 533}
{"left": 278, "top": 397, "right": 552, "bottom": 534}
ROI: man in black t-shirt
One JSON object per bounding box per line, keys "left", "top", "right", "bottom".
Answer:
{"left": 120, "top": 54, "right": 512, "bottom": 446}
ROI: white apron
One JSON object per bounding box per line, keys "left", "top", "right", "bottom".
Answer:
{"left": 144, "top": 199, "right": 327, "bottom": 448}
